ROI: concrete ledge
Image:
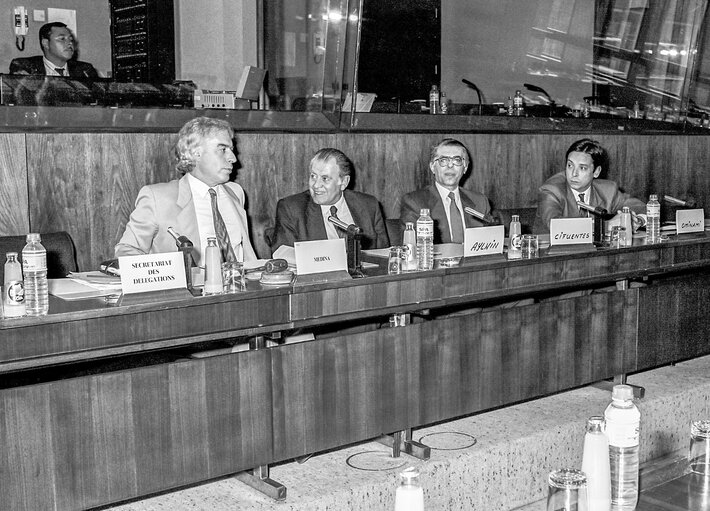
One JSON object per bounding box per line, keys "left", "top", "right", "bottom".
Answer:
{"left": 107, "top": 356, "right": 710, "bottom": 511}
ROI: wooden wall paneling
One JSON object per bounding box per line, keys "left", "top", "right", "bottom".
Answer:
{"left": 686, "top": 135, "right": 710, "bottom": 207}
{"left": 0, "top": 133, "right": 30, "bottom": 235}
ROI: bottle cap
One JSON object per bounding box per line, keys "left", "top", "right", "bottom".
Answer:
{"left": 512, "top": 215, "right": 520, "bottom": 222}
{"left": 622, "top": 206, "right": 630, "bottom": 213}
{"left": 649, "top": 194, "right": 658, "bottom": 201}
{"left": 419, "top": 208, "right": 430, "bottom": 216}
{"left": 586, "top": 416, "right": 605, "bottom": 433}
{"left": 405, "top": 222, "right": 414, "bottom": 228}
{"left": 612, "top": 384, "right": 633, "bottom": 401}
{"left": 399, "top": 466, "right": 420, "bottom": 485}
{"left": 26, "top": 233, "right": 40, "bottom": 243}
{"left": 6, "top": 251, "right": 17, "bottom": 258}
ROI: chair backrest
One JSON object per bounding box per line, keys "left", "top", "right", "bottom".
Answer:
{"left": 0, "top": 231, "right": 78, "bottom": 282}
{"left": 385, "top": 218, "right": 403, "bottom": 246}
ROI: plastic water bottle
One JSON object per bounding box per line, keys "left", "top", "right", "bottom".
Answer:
{"left": 513, "top": 90, "right": 524, "bottom": 116}
{"left": 416, "top": 208, "right": 434, "bottom": 271}
{"left": 203, "top": 237, "right": 223, "bottom": 295}
{"left": 3, "top": 252, "right": 26, "bottom": 318}
{"left": 582, "top": 416, "right": 611, "bottom": 511}
{"left": 646, "top": 194, "right": 661, "bottom": 244}
{"left": 429, "top": 85, "right": 440, "bottom": 115}
{"left": 394, "top": 467, "right": 424, "bottom": 511}
{"left": 620, "top": 207, "right": 633, "bottom": 247}
{"left": 22, "top": 233, "right": 49, "bottom": 316}
{"left": 604, "top": 384, "right": 640, "bottom": 511}
{"left": 403, "top": 222, "right": 417, "bottom": 271}
{"left": 507, "top": 214, "right": 522, "bottom": 260}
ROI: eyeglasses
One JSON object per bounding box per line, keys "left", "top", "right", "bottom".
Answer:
{"left": 433, "top": 156, "right": 465, "bottom": 167}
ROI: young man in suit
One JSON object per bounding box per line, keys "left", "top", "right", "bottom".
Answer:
{"left": 398, "top": 138, "right": 492, "bottom": 244}
{"left": 534, "top": 138, "right": 646, "bottom": 233}
{"left": 9, "top": 22, "right": 98, "bottom": 78}
{"left": 271, "top": 148, "right": 389, "bottom": 256}
{"left": 115, "top": 117, "right": 256, "bottom": 264}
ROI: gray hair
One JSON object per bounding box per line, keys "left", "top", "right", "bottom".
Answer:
{"left": 175, "top": 117, "right": 234, "bottom": 174}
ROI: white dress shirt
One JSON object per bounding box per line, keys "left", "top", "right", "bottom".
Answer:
{"left": 320, "top": 194, "right": 355, "bottom": 239}
{"left": 43, "top": 57, "right": 66, "bottom": 76}
{"left": 435, "top": 182, "right": 465, "bottom": 237}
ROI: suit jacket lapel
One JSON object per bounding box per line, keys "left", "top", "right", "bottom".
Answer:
{"left": 176, "top": 175, "right": 201, "bottom": 254}
{"left": 306, "top": 197, "right": 328, "bottom": 240}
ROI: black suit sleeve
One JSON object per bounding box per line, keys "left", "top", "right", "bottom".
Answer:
{"left": 271, "top": 198, "right": 299, "bottom": 251}
{"left": 372, "top": 201, "right": 390, "bottom": 249}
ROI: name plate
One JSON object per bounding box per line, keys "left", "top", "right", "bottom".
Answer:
{"left": 550, "top": 218, "right": 593, "bottom": 245}
{"left": 119, "top": 252, "right": 187, "bottom": 294}
{"left": 676, "top": 209, "right": 705, "bottom": 234}
{"left": 463, "top": 225, "right": 504, "bottom": 256}
{"left": 295, "top": 239, "right": 347, "bottom": 275}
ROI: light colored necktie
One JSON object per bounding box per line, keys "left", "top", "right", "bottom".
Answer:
{"left": 448, "top": 192, "right": 464, "bottom": 243}
{"left": 208, "top": 188, "right": 237, "bottom": 262}
{"left": 330, "top": 205, "right": 346, "bottom": 238}
{"left": 579, "top": 193, "right": 586, "bottom": 217}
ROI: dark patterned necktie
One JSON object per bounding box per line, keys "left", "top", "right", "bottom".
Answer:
{"left": 55, "top": 68, "right": 65, "bottom": 76}
{"left": 330, "top": 205, "right": 346, "bottom": 238}
{"left": 208, "top": 188, "right": 237, "bottom": 262}
{"left": 579, "top": 193, "right": 586, "bottom": 217}
{"left": 448, "top": 192, "right": 464, "bottom": 243}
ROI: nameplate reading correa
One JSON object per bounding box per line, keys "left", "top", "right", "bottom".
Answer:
{"left": 550, "top": 218, "right": 593, "bottom": 245}
{"left": 464, "top": 225, "right": 504, "bottom": 256}
{"left": 118, "top": 252, "right": 187, "bottom": 294}
{"left": 294, "top": 239, "right": 347, "bottom": 275}
{"left": 676, "top": 209, "right": 705, "bottom": 234}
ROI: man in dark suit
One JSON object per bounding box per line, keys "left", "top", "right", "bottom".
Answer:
{"left": 271, "top": 148, "right": 389, "bottom": 257}
{"left": 534, "top": 138, "right": 646, "bottom": 233}
{"left": 398, "top": 138, "right": 492, "bottom": 244}
{"left": 9, "top": 22, "right": 98, "bottom": 78}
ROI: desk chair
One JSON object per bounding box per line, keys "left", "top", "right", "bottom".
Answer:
{"left": 0, "top": 231, "right": 78, "bottom": 282}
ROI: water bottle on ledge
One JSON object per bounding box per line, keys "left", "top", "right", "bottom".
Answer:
{"left": 646, "top": 194, "right": 661, "bottom": 244}
{"left": 416, "top": 209, "right": 433, "bottom": 271}
{"left": 394, "top": 467, "right": 424, "bottom": 511}
{"left": 429, "top": 85, "right": 440, "bottom": 115}
{"left": 507, "top": 214, "right": 522, "bottom": 260}
{"left": 605, "top": 384, "right": 640, "bottom": 511}
{"left": 581, "top": 416, "right": 611, "bottom": 511}
{"left": 22, "top": 233, "right": 48, "bottom": 316}
{"left": 4, "top": 252, "right": 26, "bottom": 318}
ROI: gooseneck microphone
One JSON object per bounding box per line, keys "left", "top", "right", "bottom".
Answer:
{"left": 328, "top": 215, "right": 361, "bottom": 235}
{"left": 464, "top": 206, "right": 498, "bottom": 225}
{"left": 167, "top": 227, "right": 194, "bottom": 248}
{"left": 576, "top": 201, "right": 609, "bottom": 217}
{"left": 663, "top": 195, "right": 697, "bottom": 208}
{"left": 462, "top": 78, "right": 482, "bottom": 115}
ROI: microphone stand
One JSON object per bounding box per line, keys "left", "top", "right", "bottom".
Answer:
{"left": 576, "top": 202, "right": 610, "bottom": 245}
{"left": 168, "top": 227, "right": 197, "bottom": 292}
{"left": 524, "top": 83, "right": 555, "bottom": 117}
{"left": 329, "top": 216, "right": 364, "bottom": 278}
{"left": 462, "top": 79, "right": 482, "bottom": 116}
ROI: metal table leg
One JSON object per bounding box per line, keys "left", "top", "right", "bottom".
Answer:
{"left": 235, "top": 465, "right": 286, "bottom": 500}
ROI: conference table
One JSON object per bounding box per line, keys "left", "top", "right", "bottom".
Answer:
{"left": 2, "top": 233, "right": 710, "bottom": 510}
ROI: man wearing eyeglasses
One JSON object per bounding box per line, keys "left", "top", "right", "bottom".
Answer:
{"left": 9, "top": 22, "right": 98, "bottom": 78}
{"left": 398, "top": 138, "right": 492, "bottom": 244}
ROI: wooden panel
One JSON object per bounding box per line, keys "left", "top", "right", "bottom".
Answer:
{"left": 1, "top": 352, "right": 273, "bottom": 511}
{"left": 0, "top": 133, "right": 30, "bottom": 235}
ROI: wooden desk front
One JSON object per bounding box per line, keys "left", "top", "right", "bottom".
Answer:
{"left": 2, "top": 236, "right": 710, "bottom": 510}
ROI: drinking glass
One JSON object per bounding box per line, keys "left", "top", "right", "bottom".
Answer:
{"left": 690, "top": 419, "right": 710, "bottom": 476}
{"left": 546, "top": 468, "right": 588, "bottom": 511}
{"left": 388, "top": 246, "right": 407, "bottom": 275}
{"left": 222, "top": 261, "right": 244, "bottom": 293}
{"left": 521, "top": 234, "right": 539, "bottom": 259}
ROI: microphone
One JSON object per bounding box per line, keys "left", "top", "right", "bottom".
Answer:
{"left": 524, "top": 83, "right": 555, "bottom": 115}
{"left": 464, "top": 206, "right": 498, "bottom": 225}
{"left": 167, "top": 227, "right": 194, "bottom": 249}
{"left": 328, "top": 215, "right": 361, "bottom": 235}
{"left": 245, "top": 259, "right": 289, "bottom": 274}
{"left": 576, "top": 201, "right": 609, "bottom": 217}
{"left": 663, "top": 195, "right": 697, "bottom": 208}
{"left": 462, "top": 78, "right": 482, "bottom": 115}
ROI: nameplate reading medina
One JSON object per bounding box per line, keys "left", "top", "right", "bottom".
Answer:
{"left": 118, "top": 252, "right": 187, "bottom": 294}
{"left": 676, "top": 209, "right": 705, "bottom": 234}
{"left": 549, "top": 217, "right": 593, "bottom": 246}
{"left": 294, "top": 238, "right": 348, "bottom": 275}
{"left": 464, "top": 225, "right": 504, "bottom": 256}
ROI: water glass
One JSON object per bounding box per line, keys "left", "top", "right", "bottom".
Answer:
{"left": 690, "top": 419, "right": 710, "bottom": 476}
{"left": 222, "top": 261, "right": 244, "bottom": 293}
{"left": 388, "top": 246, "right": 407, "bottom": 275}
{"left": 521, "top": 234, "right": 539, "bottom": 259}
{"left": 546, "top": 468, "right": 588, "bottom": 511}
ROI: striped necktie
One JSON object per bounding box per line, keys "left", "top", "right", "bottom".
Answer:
{"left": 330, "top": 206, "right": 346, "bottom": 238}
{"left": 448, "top": 192, "right": 464, "bottom": 243}
{"left": 578, "top": 193, "right": 586, "bottom": 217}
{"left": 208, "top": 188, "right": 237, "bottom": 262}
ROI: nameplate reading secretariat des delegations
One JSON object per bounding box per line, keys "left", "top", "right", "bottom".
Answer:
{"left": 464, "top": 225, "right": 504, "bottom": 256}
{"left": 294, "top": 239, "right": 348, "bottom": 275}
{"left": 118, "top": 252, "right": 187, "bottom": 294}
{"left": 550, "top": 218, "right": 593, "bottom": 245}
{"left": 676, "top": 209, "right": 705, "bottom": 234}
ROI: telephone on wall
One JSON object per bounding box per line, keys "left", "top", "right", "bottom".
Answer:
{"left": 14, "top": 6, "right": 29, "bottom": 51}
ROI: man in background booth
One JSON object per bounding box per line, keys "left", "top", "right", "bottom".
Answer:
{"left": 9, "top": 22, "right": 98, "bottom": 78}
{"left": 271, "top": 147, "right": 389, "bottom": 258}
{"left": 115, "top": 116, "right": 256, "bottom": 265}
{"left": 534, "top": 138, "right": 646, "bottom": 234}
{"left": 398, "top": 138, "right": 492, "bottom": 244}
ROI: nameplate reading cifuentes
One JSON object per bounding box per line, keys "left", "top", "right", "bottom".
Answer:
{"left": 294, "top": 239, "right": 348, "bottom": 275}
{"left": 550, "top": 218, "right": 593, "bottom": 245}
{"left": 464, "top": 225, "right": 504, "bottom": 256}
{"left": 118, "top": 253, "right": 187, "bottom": 294}
{"left": 675, "top": 209, "right": 705, "bottom": 234}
